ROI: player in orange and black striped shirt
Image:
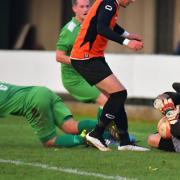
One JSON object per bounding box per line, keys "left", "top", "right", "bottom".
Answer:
{"left": 71, "top": 0, "right": 149, "bottom": 152}
{"left": 71, "top": 0, "right": 143, "bottom": 60}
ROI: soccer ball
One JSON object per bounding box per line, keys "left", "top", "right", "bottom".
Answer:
{"left": 157, "top": 116, "right": 171, "bottom": 139}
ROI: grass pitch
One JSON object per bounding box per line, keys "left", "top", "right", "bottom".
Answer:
{"left": 0, "top": 115, "right": 180, "bottom": 180}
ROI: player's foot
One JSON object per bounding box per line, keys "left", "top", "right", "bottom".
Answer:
{"left": 86, "top": 132, "right": 111, "bottom": 152}
{"left": 118, "top": 145, "right": 150, "bottom": 151}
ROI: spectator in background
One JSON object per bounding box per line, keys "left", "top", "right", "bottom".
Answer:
{"left": 174, "top": 43, "right": 180, "bottom": 55}
{"left": 174, "top": 21, "right": 180, "bottom": 55}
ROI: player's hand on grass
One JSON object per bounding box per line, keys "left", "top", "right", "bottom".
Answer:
{"left": 127, "top": 33, "right": 142, "bottom": 41}
{"left": 127, "top": 40, "right": 144, "bottom": 51}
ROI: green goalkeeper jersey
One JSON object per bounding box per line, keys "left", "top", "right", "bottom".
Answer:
{"left": 0, "top": 82, "right": 73, "bottom": 141}
{"left": 56, "top": 17, "right": 84, "bottom": 85}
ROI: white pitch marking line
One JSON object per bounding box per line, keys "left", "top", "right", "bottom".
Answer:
{"left": 0, "top": 159, "right": 137, "bottom": 180}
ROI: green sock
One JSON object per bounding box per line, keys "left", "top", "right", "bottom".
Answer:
{"left": 54, "top": 134, "right": 84, "bottom": 147}
{"left": 97, "top": 107, "right": 103, "bottom": 121}
{"left": 77, "top": 119, "right": 97, "bottom": 133}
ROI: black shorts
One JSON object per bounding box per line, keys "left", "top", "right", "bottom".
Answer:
{"left": 158, "top": 138, "right": 175, "bottom": 152}
{"left": 71, "top": 57, "right": 113, "bottom": 86}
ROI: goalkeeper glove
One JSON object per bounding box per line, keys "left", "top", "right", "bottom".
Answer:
{"left": 154, "top": 94, "right": 180, "bottom": 122}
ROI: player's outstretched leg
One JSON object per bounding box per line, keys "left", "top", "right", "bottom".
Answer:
{"left": 44, "top": 132, "right": 86, "bottom": 148}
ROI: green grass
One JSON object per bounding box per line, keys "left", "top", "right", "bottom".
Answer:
{"left": 0, "top": 116, "right": 180, "bottom": 180}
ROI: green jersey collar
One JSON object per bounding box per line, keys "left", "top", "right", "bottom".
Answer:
{"left": 72, "top": 17, "right": 81, "bottom": 26}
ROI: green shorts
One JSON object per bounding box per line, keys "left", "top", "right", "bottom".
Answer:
{"left": 63, "top": 78, "right": 100, "bottom": 103}
{"left": 24, "top": 87, "right": 72, "bottom": 143}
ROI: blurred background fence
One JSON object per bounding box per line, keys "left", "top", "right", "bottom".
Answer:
{"left": 0, "top": 51, "right": 179, "bottom": 99}
{"left": 1, "top": 0, "right": 180, "bottom": 119}
{"left": 0, "top": 0, "right": 180, "bottom": 54}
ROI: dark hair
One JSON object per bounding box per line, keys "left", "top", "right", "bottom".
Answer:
{"left": 72, "top": 0, "right": 77, "bottom": 5}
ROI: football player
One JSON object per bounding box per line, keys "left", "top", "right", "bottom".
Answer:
{"left": 70, "top": 0, "right": 148, "bottom": 151}
{"left": 56, "top": 0, "right": 136, "bottom": 148}
{"left": 56, "top": 0, "right": 107, "bottom": 120}
{"left": 0, "top": 82, "right": 103, "bottom": 148}
{"left": 148, "top": 82, "right": 180, "bottom": 152}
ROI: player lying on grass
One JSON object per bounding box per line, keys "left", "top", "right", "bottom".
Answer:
{"left": 148, "top": 82, "right": 180, "bottom": 152}
{"left": 0, "top": 82, "right": 135, "bottom": 148}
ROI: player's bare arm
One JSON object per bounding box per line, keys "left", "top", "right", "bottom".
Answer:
{"left": 114, "top": 24, "right": 143, "bottom": 42}
{"left": 126, "top": 33, "right": 142, "bottom": 41}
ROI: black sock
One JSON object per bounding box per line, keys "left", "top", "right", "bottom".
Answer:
{"left": 92, "top": 90, "right": 130, "bottom": 145}
{"left": 90, "top": 124, "right": 105, "bottom": 138}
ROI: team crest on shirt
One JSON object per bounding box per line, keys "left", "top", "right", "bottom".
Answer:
{"left": 67, "top": 21, "right": 76, "bottom": 32}
{"left": 0, "top": 84, "right": 8, "bottom": 91}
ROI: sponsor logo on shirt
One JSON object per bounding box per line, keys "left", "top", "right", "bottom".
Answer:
{"left": 84, "top": 53, "right": 89, "bottom": 58}
{"left": 105, "top": 5, "right": 112, "bottom": 11}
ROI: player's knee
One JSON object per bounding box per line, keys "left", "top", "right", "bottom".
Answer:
{"left": 147, "top": 135, "right": 154, "bottom": 146}
{"left": 147, "top": 134, "right": 160, "bottom": 148}
{"left": 61, "top": 119, "right": 78, "bottom": 134}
